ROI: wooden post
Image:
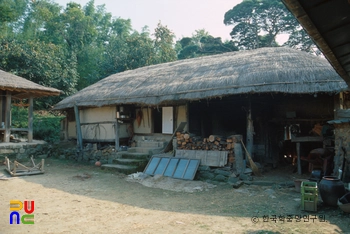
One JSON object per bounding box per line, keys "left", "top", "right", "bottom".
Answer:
{"left": 5, "top": 91, "right": 11, "bottom": 143}
{"left": 28, "top": 96, "right": 33, "bottom": 142}
{"left": 246, "top": 96, "right": 254, "bottom": 159}
{"left": 64, "top": 117, "right": 68, "bottom": 141}
{"left": 296, "top": 142, "right": 301, "bottom": 174}
{"left": 185, "top": 103, "right": 189, "bottom": 132}
{"left": 233, "top": 134, "right": 245, "bottom": 175}
{"left": 114, "top": 121, "right": 119, "bottom": 151}
{"left": 74, "top": 103, "right": 83, "bottom": 152}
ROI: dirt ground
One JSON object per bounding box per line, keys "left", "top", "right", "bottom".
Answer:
{"left": 0, "top": 157, "right": 349, "bottom": 234}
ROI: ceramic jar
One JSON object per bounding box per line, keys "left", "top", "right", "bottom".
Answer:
{"left": 319, "top": 176, "right": 346, "bottom": 206}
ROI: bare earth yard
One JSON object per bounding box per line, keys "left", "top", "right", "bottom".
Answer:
{"left": 0, "top": 158, "right": 349, "bottom": 234}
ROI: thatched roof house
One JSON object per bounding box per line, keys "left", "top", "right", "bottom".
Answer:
{"left": 0, "top": 69, "right": 61, "bottom": 98}
{"left": 54, "top": 47, "right": 348, "bottom": 110}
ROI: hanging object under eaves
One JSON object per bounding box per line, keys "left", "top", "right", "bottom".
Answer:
{"left": 144, "top": 155, "right": 200, "bottom": 180}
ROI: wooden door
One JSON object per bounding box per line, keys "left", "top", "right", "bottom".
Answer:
{"left": 162, "top": 107, "right": 173, "bottom": 134}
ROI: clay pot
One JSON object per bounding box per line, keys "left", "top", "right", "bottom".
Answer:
{"left": 319, "top": 176, "right": 346, "bottom": 206}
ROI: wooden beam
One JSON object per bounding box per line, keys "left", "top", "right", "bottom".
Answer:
{"left": 64, "top": 117, "right": 68, "bottom": 141}
{"left": 5, "top": 91, "right": 11, "bottom": 143}
{"left": 234, "top": 136, "right": 245, "bottom": 175}
{"left": 296, "top": 142, "right": 301, "bottom": 175}
{"left": 246, "top": 96, "right": 254, "bottom": 159}
{"left": 114, "top": 121, "right": 119, "bottom": 151}
{"left": 28, "top": 96, "right": 33, "bottom": 142}
{"left": 74, "top": 103, "right": 83, "bottom": 152}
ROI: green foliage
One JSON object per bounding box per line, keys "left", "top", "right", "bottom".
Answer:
{"left": 176, "top": 31, "right": 238, "bottom": 60}
{"left": 11, "top": 107, "right": 63, "bottom": 143}
{"left": 0, "top": 39, "right": 78, "bottom": 108}
{"left": 11, "top": 106, "right": 28, "bottom": 128}
{"left": 223, "top": 0, "right": 303, "bottom": 50}
{"left": 0, "top": 0, "right": 27, "bottom": 25}
{"left": 33, "top": 114, "right": 63, "bottom": 143}
{"left": 153, "top": 22, "right": 177, "bottom": 64}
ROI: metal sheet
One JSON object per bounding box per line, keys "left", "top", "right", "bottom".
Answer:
{"left": 144, "top": 155, "right": 199, "bottom": 180}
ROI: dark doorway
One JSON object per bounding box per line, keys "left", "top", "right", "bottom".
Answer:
{"left": 153, "top": 108, "right": 162, "bottom": 133}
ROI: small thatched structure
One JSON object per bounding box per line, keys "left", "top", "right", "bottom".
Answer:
{"left": 54, "top": 47, "right": 348, "bottom": 110}
{"left": 0, "top": 69, "right": 61, "bottom": 143}
{"left": 0, "top": 69, "right": 61, "bottom": 98}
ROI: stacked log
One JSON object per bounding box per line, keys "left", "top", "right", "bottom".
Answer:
{"left": 176, "top": 132, "right": 239, "bottom": 164}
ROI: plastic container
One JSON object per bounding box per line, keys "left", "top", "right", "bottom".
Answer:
{"left": 302, "top": 194, "right": 318, "bottom": 211}
{"left": 301, "top": 181, "right": 318, "bottom": 195}
{"left": 301, "top": 181, "right": 318, "bottom": 211}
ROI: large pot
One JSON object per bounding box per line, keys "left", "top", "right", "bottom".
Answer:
{"left": 319, "top": 176, "right": 346, "bottom": 206}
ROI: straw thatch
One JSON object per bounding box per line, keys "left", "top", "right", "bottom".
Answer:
{"left": 54, "top": 47, "right": 348, "bottom": 110}
{"left": 0, "top": 69, "right": 61, "bottom": 98}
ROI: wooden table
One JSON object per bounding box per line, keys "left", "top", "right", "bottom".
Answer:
{"left": 291, "top": 136, "right": 323, "bottom": 174}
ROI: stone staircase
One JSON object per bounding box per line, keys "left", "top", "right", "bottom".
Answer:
{"left": 101, "top": 139, "right": 167, "bottom": 174}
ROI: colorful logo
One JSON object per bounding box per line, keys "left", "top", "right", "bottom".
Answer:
{"left": 9, "top": 200, "right": 35, "bottom": 224}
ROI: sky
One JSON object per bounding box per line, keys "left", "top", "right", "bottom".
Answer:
{"left": 53, "top": 0, "right": 243, "bottom": 41}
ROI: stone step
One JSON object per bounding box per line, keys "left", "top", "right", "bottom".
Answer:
{"left": 113, "top": 158, "right": 148, "bottom": 166}
{"left": 137, "top": 141, "right": 165, "bottom": 148}
{"left": 127, "top": 147, "right": 163, "bottom": 154}
{"left": 101, "top": 164, "right": 144, "bottom": 174}
{"left": 117, "top": 152, "right": 150, "bottom": 160}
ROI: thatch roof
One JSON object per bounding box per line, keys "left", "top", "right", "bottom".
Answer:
{"left": 54, "top": 47, "right": 348, "bottom": 110}
{"left": 0, "top": 69, "right": 61, "bottom": 98}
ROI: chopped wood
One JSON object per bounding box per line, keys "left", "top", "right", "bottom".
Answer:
{"left": 208, "top": 135, "right": 223, "bottom": 142}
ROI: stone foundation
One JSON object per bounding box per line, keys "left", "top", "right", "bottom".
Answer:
{"left": 0, "top": 141, "right": 50, "bottom": 161}
{"left": 334, "top": 122, "right": 350, "bottom": 182}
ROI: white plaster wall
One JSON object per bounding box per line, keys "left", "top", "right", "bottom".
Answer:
{"left": 133, "top": 108, "right": 152, "bottom": 134}
{"left": 68, "top": 105, "right": 188, "bottom": 139}
{"left": 67, "top": 106, "right": 129, "bottom": 141}
{"left": 68, "top": 121, "right": 76, "bottom": 138}
{"left": 80, "top": 106, "right": 115, "bottom": 123}
{"left": 176, "top": 105, "right": 188, "bottom": 131}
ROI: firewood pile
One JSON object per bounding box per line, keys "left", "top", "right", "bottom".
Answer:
{"left": 175, "top": 132, "right": 240, "bottom": 163}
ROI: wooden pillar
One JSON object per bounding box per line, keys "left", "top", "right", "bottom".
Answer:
{"left": 64, "top": 117, "right": 69, "bottom": 141}
{"left": 115, "top": 121, "right": 119, "bottom": 151}
{"left": 5, "top": 91, "right": 11, "bottom": 143}
{"left": 185, "top": 103, "right": 189, "bottom": 132}
{"left": 296, "top": 142, "right": 301, "bottom": 174}
{"left": 233, "top": 134, "right": 245, "bottom": 175}
{"left": 74, "top": 103, "right": 83, "bottom": 152}
{"left": 246, "top": 96, "right": 254, "bottom": 159}
{"left": 28, "top": 96, "right": 33, "bottom": 142}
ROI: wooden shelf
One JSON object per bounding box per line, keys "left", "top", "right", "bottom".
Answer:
{"left": 291, "top": 136, "right": 323, "bottom": 143}
{"left": 270, "top": 118, "right": 330, "bottom": 123}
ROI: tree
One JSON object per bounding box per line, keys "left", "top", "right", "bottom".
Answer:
{"left": 153, "top": 22, "right": 177, "bottom": 64}
{"left": 224, "top": 0, "right": 299, "bottom": 50}
{"left": 21, "top": 0, "right": 63, "bottom": 42}
{"left": 0, "top": 39, "right": 78, "bottom": 108}
{"left": 0, "top": 0, "right": 28, "bottom": 37}
{"left": 283, "top": 29, "right": 321, "bottom": 55}
{"left": 176, "top": 29, "right": 238, "bottom": 59}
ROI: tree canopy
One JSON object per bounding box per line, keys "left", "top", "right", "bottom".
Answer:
{"left": 224, "top": 0, "right": 317, "bottom": 52}
{"left": 0, "top": 0, "right": 321, "bottom": 109}
{"left": 0, "top": 0, "right": 179, "bottom": 108}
